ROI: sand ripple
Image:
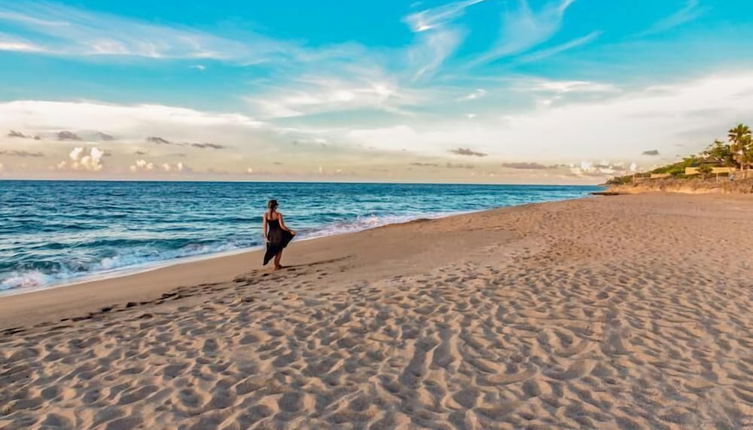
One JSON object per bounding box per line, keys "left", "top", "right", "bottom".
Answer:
{"left": 2, "top": 194, "right": 753, "bottom": 429}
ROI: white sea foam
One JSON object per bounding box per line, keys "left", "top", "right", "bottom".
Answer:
{"left": 0, "top": 271, "right": 52, "bottom": 291}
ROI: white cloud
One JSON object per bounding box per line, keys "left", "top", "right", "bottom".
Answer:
{"left": 130, "top": 159, "right": 154, "bottom": 172}
{"left": 68, "top": 146, "right": 84, "bottom": 162}
{"left": 248, "top": 76, "right": 423, "bottom": 119}
{"left": 344, "top": 72, "right": 753, "bottom": 161}
{"left": 518, "top": 77, "right": 620, "bottom": 107}
{"left": 4, "top": 72, "right": 751, "bottom": 180}
{"left": 404, "top": 0, "right": 486, "bottom": 33}
{"left": 130, "top": 159, "right": 186, "bottom": 173}
{"left": 569, "top": 160, "right": 626, "bottom": 177}
{"left": 60, "top": 146, "right": 104, "bottom": 171}
{"left": 0, "top": 100, "right": 263, "bottom": 135}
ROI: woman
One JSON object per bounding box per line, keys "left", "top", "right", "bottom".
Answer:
{"left": 262, "top": 199, "right": 296, "bottom": 270}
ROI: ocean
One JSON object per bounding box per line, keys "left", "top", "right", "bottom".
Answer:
{"left": 0, "top": 181, "right": 601, "bottom": 292}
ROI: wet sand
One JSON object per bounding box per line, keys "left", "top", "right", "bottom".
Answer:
{"left": 2, "top": 193, "right": 753, "bottom": 429}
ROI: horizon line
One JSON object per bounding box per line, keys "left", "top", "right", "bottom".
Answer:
{"left": 0, "top": 178, "right": 605, "bottom": 187}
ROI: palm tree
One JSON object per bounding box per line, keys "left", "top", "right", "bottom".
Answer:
{"left": 728, "top": 124, "right": 752, "bottom": 177}
{"left": 704, "top": 139, "right": 734, "bottom": 166}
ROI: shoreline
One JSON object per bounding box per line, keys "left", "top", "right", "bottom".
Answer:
{"left": 0, "top": 246, "right": 262, "bottom": 298}
{"left": 2, "top": 182, "right": 601, "bottom": 296}
{"left": 0, "top": 203, "right": 519, "bottom": 329}
{"left": 0, "top": 195, "right": 587, "bottom": 299}
{"left": 0, "top": 208, "right": 475, "bottom": 298}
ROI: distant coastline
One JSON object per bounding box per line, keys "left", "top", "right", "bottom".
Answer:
{"left": 606, "top": 123, "right": 753, "bottom": 195}
{"left": 606, "top": 177, "right": 753, "bottom": 195}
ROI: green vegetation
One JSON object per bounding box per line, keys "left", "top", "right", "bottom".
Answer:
{"left": 649, "top": 155, "right": 702, "bottom": 176}
{"left": 608, "top": 123, "right": 752, "bottom": 184}
{"left": 697, "top": 165, "right": 713, "bottom": 178}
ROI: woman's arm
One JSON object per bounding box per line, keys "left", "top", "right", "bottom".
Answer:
{"left": 278, "top": 214, "right": 296, "bottom": 235}
{"left": 262, "top": 213, "right": 268, "bottom": 242}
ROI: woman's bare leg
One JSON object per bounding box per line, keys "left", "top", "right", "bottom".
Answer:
{"left": 274, "top": 250, "right": 284, "bottom": 270}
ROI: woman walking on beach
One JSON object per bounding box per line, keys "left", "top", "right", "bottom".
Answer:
{"left": 262, "top": 199, "right": 296, "bottom": 270}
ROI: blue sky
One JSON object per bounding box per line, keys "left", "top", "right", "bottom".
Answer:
{"left": 1, "top": 0, "right": 753, "bottom": 182}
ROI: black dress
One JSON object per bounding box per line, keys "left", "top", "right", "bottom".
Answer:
{"left": 263, "top": 217, "right": 295, "bottom": 265}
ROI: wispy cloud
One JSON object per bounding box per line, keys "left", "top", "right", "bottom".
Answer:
{"left": 457, "top": 88, "right": 487, "bottom": 101}
{"left": 408, "top": 27, "right": 464, "bottom": 81}
{"left": 515, "top": 31, "right": 602, "bottom": 64}
{"left": 403, "top": 0, "right": 486, "bottom": 33}
{"left": 640, "top": 0, "right": 705, "bottom": 36}
{"left": 524, "top": 78, "right": 618, "bottom": 94}
{"left": 247, "top": 74, "right": 425, "bottom": 119}
{"left": 472, "top": 0, "right": 578, "bottom": 65}
{"left": 0, "top": 33, "right": 44, "bottom": 52}
{"left": 0, "top": 2, "right": 283, "bottom": 60}
{"left": 402, "top": 0, "right": 491, "bottom": 81}
{"left": 0, "top": 100, "right": 264, "bottom": 135}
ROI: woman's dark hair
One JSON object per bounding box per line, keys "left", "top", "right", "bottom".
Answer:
{"left": 267, "top": 199, "right": 279, "bottom": 210}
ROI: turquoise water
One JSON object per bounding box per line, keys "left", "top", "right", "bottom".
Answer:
{"left": 0, "top": 181, "right": 601, "bottom": 292}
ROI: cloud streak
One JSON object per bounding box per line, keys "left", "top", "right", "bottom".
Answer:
{"left": 472, "top": 0, "right": 578, "bottom": 65}
{"left": 403, "top": 0, "right": 486, "bottom": 33}
{"left": 0, "top": 2, "right": 286, "bottom": 61}
{"left": 641, "top": 0, "right": 705, "bottom": 36}
{"left": 515, "top": 31, "right": 602, "bottom": 64}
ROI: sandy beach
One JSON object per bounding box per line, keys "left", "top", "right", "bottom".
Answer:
{"left": 2, "top": 192, "right": 753, "bottom": 429}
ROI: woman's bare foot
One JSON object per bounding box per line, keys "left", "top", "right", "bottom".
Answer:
{"left": 273, "top": 265, "right": 285, "bottom": 271}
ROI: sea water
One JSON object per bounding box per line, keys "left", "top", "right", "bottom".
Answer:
{"left": 0, "top": 181, "right": 601, "bottom": 292}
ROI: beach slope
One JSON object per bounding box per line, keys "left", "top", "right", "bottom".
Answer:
{"left": 2, "top": 193, "right": 753, "bottom": 429}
